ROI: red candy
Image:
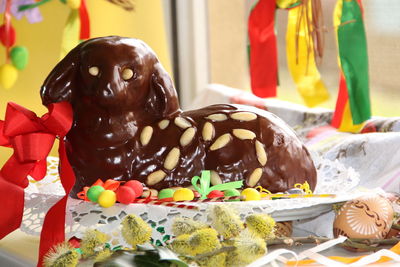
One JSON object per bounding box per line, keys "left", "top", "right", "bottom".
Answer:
{"left": 116, "top": 186, "right": 136, "bottom": 204}
{"left": 207, "top": 190, "right": 224, "bottom": 198}
{"left": 124, "top": 180, "right": 144, "bottom": 196}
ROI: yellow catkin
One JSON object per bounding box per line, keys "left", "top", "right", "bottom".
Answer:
{"left": 188, "top": 228, "right": 221, "bottom": 255}
{"left": 80, "top": 229, "right": 109, "bottom": 258}
{"left": 232, "top": 229, "right": 267, "bottom": 265}
{"left": 172, "top": 217, "right": 209, "bottom": 236}
{"left": 43, "top": 242, "right": 80, "bottom": 267}
{"left": 210, "top": 205, "right": 244, "bottom": 239}
{"left": 121, "top": 214, "right": 152, "bottom": 248}
{"left": 245, "top": 214, "right": 276, "bottom": 239}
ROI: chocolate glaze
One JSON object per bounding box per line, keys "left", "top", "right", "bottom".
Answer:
{"left": 40, "top": 36, "right": 317, "bottom": 197}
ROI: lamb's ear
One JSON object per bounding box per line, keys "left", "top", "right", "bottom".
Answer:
{"left": 40, "top": 44, "right": 82, "bottom": 106}
{"left": 145, "top": 62, "right": 180, "bottom": 118}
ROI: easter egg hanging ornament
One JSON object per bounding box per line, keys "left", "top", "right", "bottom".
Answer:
{"left": 0, "top": 0, "right": 29, "bottom": 89}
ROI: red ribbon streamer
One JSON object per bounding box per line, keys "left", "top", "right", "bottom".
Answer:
{"left": 0, "top": 102, "right": 74, "bottom": 267}
{"left": 248, "top": 0, "right": 278, "bottom": 98}
{"left": 331, "top": 71, "right": 349, "bottom": 128}
{"left": 79, "top": 0, "right": 90, "bottom": 40}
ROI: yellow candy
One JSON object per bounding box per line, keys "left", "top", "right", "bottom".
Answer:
{"left": 98, "top": 190, "right": 116, "bottom": 208}
{"left": 0, "top": 64, "right": 18, "bottom": 89}
{"left": 67, "top": 0, "right": 81, "bottom": 9}
{"left": 241, "top": 188, "right": 261, "bottom": 201}
{"left": 173, "top": 188, "right": 194, "bottom": 201}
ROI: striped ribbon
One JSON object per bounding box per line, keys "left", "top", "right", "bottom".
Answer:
{"left": 331, "top": 0, "right": 371, "bottom": 133}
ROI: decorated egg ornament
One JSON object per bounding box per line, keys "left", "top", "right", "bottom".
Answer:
{"left": 333, "top": 195, "right": 394, "bottom": 239}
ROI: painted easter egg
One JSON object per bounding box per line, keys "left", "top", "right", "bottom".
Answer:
{"left": 0, "top": 64, "right": 18, "bottom": 89}
{"left": 10, "top": 46, "right": 29, "bottom": 70}
{"left": 0, "top": 24, "right": 16, "bottom": 47}
{"left": 333, "top": 195, "right": 394, "bottom": 239}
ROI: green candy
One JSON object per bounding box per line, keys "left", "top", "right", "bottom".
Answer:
{"left": 87, "top": 185, "right": 105, "bottom": 202}
{"left": 10, "top": 46, "right": 29, "bottom": 70}
{"left": 158, "top": 188, "right": 175, "bottom": 199}
{"left": 224, "top": 189, "right": 241, "bottom": 202}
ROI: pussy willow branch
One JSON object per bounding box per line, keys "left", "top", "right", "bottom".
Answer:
{"left": 266, "top": 236, "right": 399, "bottom": 246}
{"left": 392, "top": 224, "right": 400, "bottom": 231}
{"left": 266, "top": 236, "right": 400, "bottom": 252}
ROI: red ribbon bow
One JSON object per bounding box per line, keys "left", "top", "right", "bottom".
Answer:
{"left": 0, "top": 102, "right": 74, "bottom": 267}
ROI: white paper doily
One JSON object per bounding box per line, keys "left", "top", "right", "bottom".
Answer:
{"left": 21, "top": 154, "right": 362, "bottom": 247}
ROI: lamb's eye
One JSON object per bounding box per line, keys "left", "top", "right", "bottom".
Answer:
{"left": 88, "top": 66, "right": 99, "bottom": 76}
{"left": 122, "top": 68, "right": 134, "bottom": 80}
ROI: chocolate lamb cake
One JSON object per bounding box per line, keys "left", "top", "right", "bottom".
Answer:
{"left": 40, "top": 36, "right": 317, "bottom": 197}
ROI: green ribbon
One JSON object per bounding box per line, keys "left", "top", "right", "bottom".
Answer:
{"left": 338, "top": 0, "right": 371, "bottom": 124}
{"left": 191, "top": 170, "right": 243, "bottom": 199}
{"left": 18, "top": 0, "right": 54, "bottom": 12}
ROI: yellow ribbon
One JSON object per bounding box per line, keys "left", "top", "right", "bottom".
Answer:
{"left": 255, "top": 186, "right": 272, "bottom": 198}
{"left": 286, "top": 3, "right": 329, "bottom": 107}
{"left": 294, "top": 181, "right": 312, "bottom": 194}
{"left": 60, "top": 8, "right": 80, "bottom": 59}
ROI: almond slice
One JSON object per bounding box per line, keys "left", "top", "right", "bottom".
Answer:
{"left": 202, "top": 122, "right": 215, "bottom": 141}
{"left": 247, "top": 168, "right": 263, "bottom": 187}
{"left": 147, "top": 170, "right": 167, "bottom": 185}
{"left": 158, "top": 119, "right": 170, "bottom": 130}
{"left": 140, "top": 126, "right": 153, "bottom": 146}
{"left": 255, "top": 140, "right": 267, "bottom": 166}
{"left": 180, "top": 127, "right": 196, "bottom": 147}
{"left": 206, "top": 113, "right": 228, "bottom": 121}
{"left": 164, "top": 147, "right": 180, "bottom": 170}
{"left": 210, "top": 133, "right": 232, "bottom": 151}
{"left": 233, "top": 129, "right": 256, "bottom": 140}
{"left": 174, "top": 117, "right": 191, "bottom": 129}
{"left": 230, "top": 112, "right": 257, "bottom": 121}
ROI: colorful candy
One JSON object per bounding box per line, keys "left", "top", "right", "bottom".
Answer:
{"left": 173, "top": 188, "right": 194, "bottom": 201}
{"left": 224, "top": 189, "right": 241, "bottom": 202}
{"left": 87, "top": 185, "right": 105, "bottom": 203}
{"left": 98, "top": 190, "right": 117, "bottom": 208}
{"left": 124, "top": 180, "right": 144, "bottom": 197}
{"left": 158, "top": 188, "right": 175, "bottom": 199}
{"left": 241, "top": 188, "right": 261, "bottom": 201}
{"left": 207, "top": 190, "right": 224, "bottom": 198}
{"left": 116, "top": 186, "right": 136, "bottom": 204}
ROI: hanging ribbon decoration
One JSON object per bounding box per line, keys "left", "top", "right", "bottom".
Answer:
{"left": 331, "top": 0, "right": 371, "bottom": 132}
{"left": 60, "top": 0, "right": 90, "bottom": 58}
{"left": 285, "top": 0, "right": 330, "bottom": 107}
{"left": 248, "top": 0, "right": 278, "bottom": 98}
{"left": 0, "top": 102, "right": 74, "bottom": 267}
{"left": 0, "top": 0, "right": 29, "bottom": 89}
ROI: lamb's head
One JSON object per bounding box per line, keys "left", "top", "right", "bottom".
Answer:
{"left": 40, "top": 36, "right": 181, "bottom": 121}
